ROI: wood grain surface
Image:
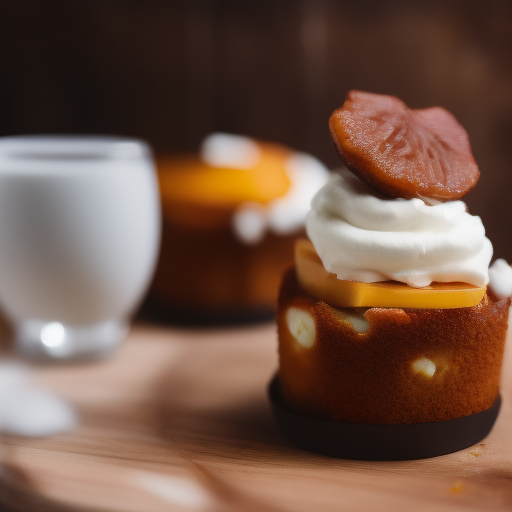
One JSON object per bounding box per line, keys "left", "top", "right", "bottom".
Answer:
{"left": 1, "top": 322, "right": 511, "bottom": 511}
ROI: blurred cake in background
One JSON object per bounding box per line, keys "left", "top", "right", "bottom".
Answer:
{"left": 148, "top": 133, "right": 330, "bottom": 323}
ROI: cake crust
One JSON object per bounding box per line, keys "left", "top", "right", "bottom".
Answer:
{"left": 278, "top": 267, "right": 510, "bottom": 424}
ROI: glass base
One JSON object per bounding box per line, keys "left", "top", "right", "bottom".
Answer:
{"left": 15, "top": 319, "right": 129, "bottom": 360}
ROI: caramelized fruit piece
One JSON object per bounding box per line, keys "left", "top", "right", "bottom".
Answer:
{"left": 329, "top": 91, "right": 480, "bottom": 200}
{"left": 295, "top": 239, "right": 486, "bottom": 309}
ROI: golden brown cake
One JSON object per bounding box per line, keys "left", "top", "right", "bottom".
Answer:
{"left": 272, "top": 92, "right": 511, "bottom": 459}
{"left": 278, "top": 267, "right": 509, "bottom": 425}
{"left": 148, "top": 133, "right": 329, "bottom": 321}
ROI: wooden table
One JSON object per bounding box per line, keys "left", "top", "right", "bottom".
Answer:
{"left": 1, "top": 322, "right": 512, "bottom": 512}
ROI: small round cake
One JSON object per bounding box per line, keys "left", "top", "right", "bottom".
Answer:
{"left": 271, "top": 92, "right": 512, "bottom": 460}
{"left": 278, "top": 265, "right": 509, "bottom": 425}
{"left": 148, "top": 133, "right": 329, "bottom": 322}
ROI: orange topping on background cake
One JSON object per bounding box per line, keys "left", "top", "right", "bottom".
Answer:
{"left": 158, "top": 142, "right": 292, "bottom": 209}
{"left": 157, "top": 134, "right": 330, "bottom": 235}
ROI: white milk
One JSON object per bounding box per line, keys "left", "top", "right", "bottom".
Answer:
{"left": 0, "top": 136, "right": 161, "bottom": 358}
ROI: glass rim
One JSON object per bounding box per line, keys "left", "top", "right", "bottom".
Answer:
{"left": 0, "top": 135, "right": 152, "bottom": 161}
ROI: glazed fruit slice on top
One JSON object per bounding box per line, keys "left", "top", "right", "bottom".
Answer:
{"left": 329, "top": 91, "right": 480, "bottom": 201}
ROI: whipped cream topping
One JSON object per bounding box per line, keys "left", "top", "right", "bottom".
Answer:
{"left": 200, "top": 133, "right": 260, "bottom": 169}
{"left": 488, "top": 259, "right": 512, "bottom": 299}
{"left": 233, "top": 152, "right": 330, "bottom": 244}
{"left": 306, "top": 169, "right": 493, "bottom": 288}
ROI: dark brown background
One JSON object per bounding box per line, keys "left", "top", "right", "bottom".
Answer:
{"left": 1, "top": 0, "right": 512, "bottom": 259}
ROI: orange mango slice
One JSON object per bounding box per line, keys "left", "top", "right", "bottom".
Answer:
{"left": 295, "top": 239, "right": 486, "bottom": 309}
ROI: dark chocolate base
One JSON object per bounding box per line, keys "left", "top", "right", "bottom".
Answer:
{"left": 268, "top": 375, "right": 501, "bottom": 460}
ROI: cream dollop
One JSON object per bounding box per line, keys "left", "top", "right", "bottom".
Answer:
{"left": 306, "top": 169, "right": 493, "bottom": 288}
{"left": 200, "top": 133, "right": 260, "bottom": 169}
{"left": 199, "top": 133, "right": 330, "bottom": 244}
{"left": 232, "top": 152, "right": 330, "bottom": 244}
{"left": 488, "top": 259, "right": 512, "bottom": 299}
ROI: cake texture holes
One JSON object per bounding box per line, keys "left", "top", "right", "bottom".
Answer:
{"left": 336, "top": 310, "right": 370, "bottom": 333}
{"left": 286, "top": 307, "right": 316, "bottom": 348}
{"left": 411, "top": 357, "right": 436, "bottom": 378}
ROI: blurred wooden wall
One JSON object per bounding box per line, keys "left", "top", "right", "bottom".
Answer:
{"left": 1, "top": 0, "right": 512, "bottom": 259}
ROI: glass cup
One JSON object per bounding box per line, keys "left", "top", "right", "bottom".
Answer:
{"left": 0, "top": 136, "right": 161, "bottom": 359}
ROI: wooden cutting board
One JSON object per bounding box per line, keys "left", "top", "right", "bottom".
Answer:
{"left": 1, "top": 322, "right": 512, "bottom": 512}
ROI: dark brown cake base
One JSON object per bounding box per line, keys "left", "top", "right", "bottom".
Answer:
{"left": 148, "top": 218, "right": 300, "bottom": 323}
{"left": 269, "top": 375, "right": 501, "bottom": 460}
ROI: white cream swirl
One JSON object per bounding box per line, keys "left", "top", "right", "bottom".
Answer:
{"left": 306, "top": 169, "right": 493, "bottom": 288}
